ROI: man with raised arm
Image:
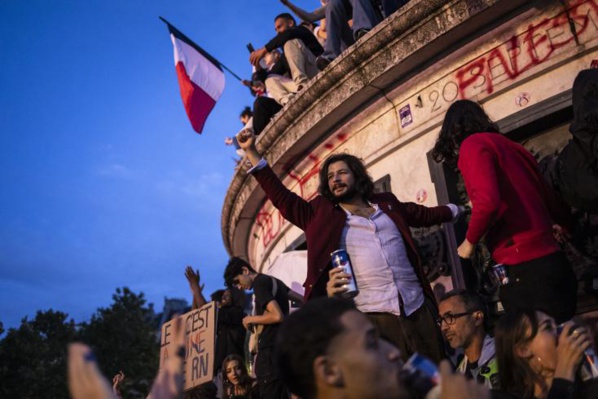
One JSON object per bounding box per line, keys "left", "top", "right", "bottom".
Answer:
{"left": 236, "top": 129, "right": 463, "bottom": 363}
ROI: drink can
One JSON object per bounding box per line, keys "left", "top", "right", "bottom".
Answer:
{"left": 401, "top": 353, "right": 441, "bottom": 398}
{"left": 557, "top": 324, "right": 598, "bottom": 381}
{"left": 491, "top": 264, "right": 509, "bottom": 285}
{"left": 331, "top": 249, "right": 359, "bottom": 298}
{"left": 580, "top": 348, "right": 598, "bottom": 381}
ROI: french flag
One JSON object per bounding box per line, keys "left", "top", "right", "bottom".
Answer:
{"left": 162, "top": 18, "right": 225, "bottom": 134}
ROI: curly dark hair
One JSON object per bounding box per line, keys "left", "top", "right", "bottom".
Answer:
{"left": 223, "top": 257, "right": 255, "bottom": 288}
{"left": 431, "top": 100, "right": 500, "bottom": 166}
{"left": 318, "top": 153, "right": 374, "bottom": 202}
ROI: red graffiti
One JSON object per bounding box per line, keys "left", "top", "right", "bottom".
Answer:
{"left": 185, "top": 331, "right": 205, "bottom": 359}
{"left": 456, "top": 0, "right": 598, "bottom": 98}
{"left": 255, "top": 210, "right": 285, "bottom": 249}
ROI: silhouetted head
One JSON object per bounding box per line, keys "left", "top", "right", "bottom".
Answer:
{"left": 274, "top": 13, "right": 296, "bottom": 33}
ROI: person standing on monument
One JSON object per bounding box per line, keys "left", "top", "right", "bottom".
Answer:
{"left": 236, "top": 128, "right": 464, "bottom": 363}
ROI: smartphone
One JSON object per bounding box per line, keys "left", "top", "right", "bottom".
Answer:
{"left": 247, "top": 43, "right": 255, "bottom": 53}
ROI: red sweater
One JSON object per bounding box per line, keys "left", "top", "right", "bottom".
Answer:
{"left": 458, "top": 133, "right": 566, "bottom": 265}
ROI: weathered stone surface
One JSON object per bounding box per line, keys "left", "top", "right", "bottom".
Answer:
{"left": 221, "top": 0, "right": 591, "bottom": 261}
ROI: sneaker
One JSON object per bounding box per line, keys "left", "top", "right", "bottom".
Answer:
{"left": 316, "top": 55, "right": 333, "bottom": 71}
{"left": 280, "top": 92, "right": 296, "bottom": 106}
{"left": 355, "top": 28, "right": 370, "bottom": 40}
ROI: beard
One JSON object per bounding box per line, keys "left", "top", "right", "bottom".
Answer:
{"left": 331, "top": 184, "right": 358, "bottom": 203}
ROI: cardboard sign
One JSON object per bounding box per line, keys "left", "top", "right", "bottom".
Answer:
{"left": 159, "top": 302, "right": 217, "bottom": 390}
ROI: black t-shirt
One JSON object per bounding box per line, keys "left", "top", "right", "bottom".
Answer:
{"left": 253, "top": 274, "right": 289, "bottom": 350}
{"left": 215, "top": 305, "right": 246, "bottom": 372}
{"left": 264, "top": 25, "right": 324, "bottom": 57}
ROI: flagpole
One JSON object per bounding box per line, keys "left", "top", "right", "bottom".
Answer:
{"left": 159, "top": 17, "right": 243, "bottom": 82}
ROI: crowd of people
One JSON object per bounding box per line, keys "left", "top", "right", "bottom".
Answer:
{"left": 227, "top": 1, "right": 412, "bottom": 159}
{"left": 66, "top": 2, "right": 598, "bottom": 397}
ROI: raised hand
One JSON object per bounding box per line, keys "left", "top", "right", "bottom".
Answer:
{"left": 68, "top": 343, "right": 117, "bottom": 399}
{"left": 112, "top": 371, "right": 124, "bottom": 398}
{"left": 236, "top": 128, "right": 256, "bottom": 150}
{"left": 147, "top": 315, "right": 185, "bottom": 399}
{"left": 184, "top": 266, "right": 204, "bottom": 292}
{"left": 185, "top": 266, "right": 206, "bottom": 308}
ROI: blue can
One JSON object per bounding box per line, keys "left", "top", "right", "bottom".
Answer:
{"left": 401, "top": 353, "right": 440, "bottom": 397}
{"left": 491, "top": 264, "right": 509, "bottom": 285}
{"left": 331, "top": 249, "right": 359, "bottom": 298}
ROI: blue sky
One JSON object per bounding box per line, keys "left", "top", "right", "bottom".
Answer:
{"left": 0, "top": 0, "right": 312, "bottom": 329}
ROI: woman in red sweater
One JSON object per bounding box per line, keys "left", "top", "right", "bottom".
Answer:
{"left": 431, "top": 100, "right": 577, "bottom": 323}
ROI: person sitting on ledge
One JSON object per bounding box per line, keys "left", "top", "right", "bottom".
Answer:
{"left": 312, "top": 0, "right": 410, "bottom": 70}
{"left": 250, "top": 13, "right": 323, "bottom": 106}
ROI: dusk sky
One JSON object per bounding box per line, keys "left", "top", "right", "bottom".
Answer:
{"left": 0, "top": 0, "right": 312, "bottom": 329}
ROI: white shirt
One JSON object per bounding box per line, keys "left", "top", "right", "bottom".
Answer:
{"left": 340, "top": 204, "right": 424, "bottom": 316}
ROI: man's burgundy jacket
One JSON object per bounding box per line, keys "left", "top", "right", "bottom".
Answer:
{"left": 253, "top": 165, "right": 453, "bottom": 304}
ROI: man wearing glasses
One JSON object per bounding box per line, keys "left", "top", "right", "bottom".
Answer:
{"left": 437, "top": 289, "right": 499, "bottom": 389}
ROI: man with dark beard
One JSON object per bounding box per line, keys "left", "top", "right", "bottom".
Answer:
{"left": 237, "top": 129, "right": 463, "bottom": 363}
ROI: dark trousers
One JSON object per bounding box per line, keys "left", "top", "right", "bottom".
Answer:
{"left": 253, "top": 97, "right": 282, "bottom": 135}
{"left": 254, "top": 346, "right": 289, "bottom": 399}
{"left": 499, "top": 251, "right": 577, "bottom": 324}
{"left": 366, "top": 297, "right": 445, "bottom": 363}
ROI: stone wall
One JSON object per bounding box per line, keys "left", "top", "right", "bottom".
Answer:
{"left": 221, "top": 0, "right": 598, "bottom": 274}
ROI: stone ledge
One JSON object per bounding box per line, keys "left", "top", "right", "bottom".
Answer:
{"left": 221, "top": 0, "right": 533, "bottom": 256}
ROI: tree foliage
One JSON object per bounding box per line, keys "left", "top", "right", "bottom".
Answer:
{"left": 0, "top": 310, "right": 77, "bottom": 399}
{"left": 0, "top": 287, "right": 160, "bottom": 399}
{"left": 78, "top": 287, "right": 159, "bottom": 398}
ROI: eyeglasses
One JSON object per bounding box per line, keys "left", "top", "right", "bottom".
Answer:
{"left": 436, "top": 312, "right": 473, "bottom": 326}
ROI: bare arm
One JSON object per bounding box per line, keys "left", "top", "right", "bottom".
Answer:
{"left": 280, "top": 0, "right": 325, "bottom": 22}
{"left": 68, "top": 344, "right": 118, "bottom": 399}
{"left": 112, "top": 371, "right": 124, "bottom": 399}
{"left": 184, "top": 266, "right": 207, "bottom": 309}
{"left": 237, "top": 128, "right": 315, "bottom": 231}
{"left": 147, "top": 316, "right": 185, "bottom": 399}
{"left": 242, "top": 300, "right": 284, "bottom": 329}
